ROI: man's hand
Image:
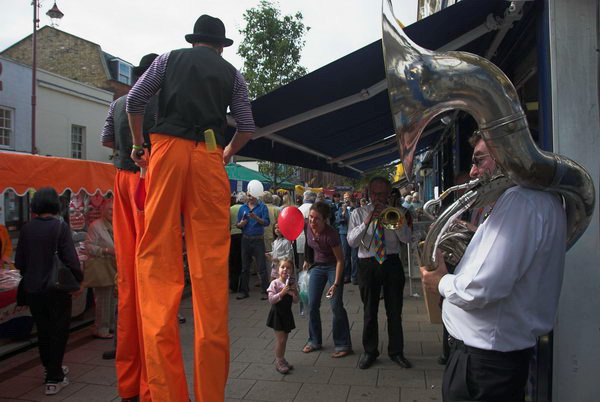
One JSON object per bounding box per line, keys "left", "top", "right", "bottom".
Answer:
{"left": 237, "top": 219, "right": 248, "bottom": 228}
{"left": 419, "top": 250, "right": 449, "bottom": 295}
{"left": 131, "top": 147, "right": 149, "bottom": 169}
{"left": 248, "top": 212, "right": 258, "bottom": 220}
{"left": 223, "top": 144, "right": 234, "bottom": 165}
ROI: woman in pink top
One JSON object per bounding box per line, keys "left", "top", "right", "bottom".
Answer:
{"left": 301, "top": 202, "right": 352, "bottom": 358}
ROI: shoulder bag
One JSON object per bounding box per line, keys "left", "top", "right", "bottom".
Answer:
{"left": 46, "top": 221, "right": 80, "bottom": 293}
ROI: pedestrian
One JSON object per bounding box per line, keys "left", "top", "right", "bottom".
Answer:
{"left": 15, "top": 187, "right": 83, "bottom": 396}
{"left": 101, "top": 52, "right": 158, "bottom": 402}
{"left": 236, "top": 191, "right": 270, "bottom": 300}
{"left": 348, "top": 177, "right": 413, "bottom": 370}
{"left": 126, "top": 14, "right": 255, "bottom": 401}
{"left": 0, "top": 223, "right": 13, "bottom": 268}
{"left": 229, "top": 192, "right": 246, "bottom": 293}
{"left": 268, "top": 223, "right": 293, "bottom": 280}
{"left": 302, "top": 202, "right": 353, "bottom": 357}
{"left": 83, "top": 199, "right": 117, "bottom": 339}
{"left": 421, "top": 132, "right": 568, "bottom": 401}
{"left": 266, "top": 257, "right": 298, "bottom": 374}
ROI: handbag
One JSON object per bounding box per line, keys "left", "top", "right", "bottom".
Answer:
{"left": 45, "top": 221, "right": 80, "bottom": 293}
{"left": 82, "top": 256, "right": 116, "bottom": 288}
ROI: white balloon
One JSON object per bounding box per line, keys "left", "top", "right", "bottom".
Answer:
{"left": 247, "top": 180, "right": 264, "bottom": 198}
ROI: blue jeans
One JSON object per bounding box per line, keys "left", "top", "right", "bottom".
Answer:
{"left": 307, "top": 264, "right": 352, "bottom": 351}
{"left": 351, "top": 247, "right": 359, "bottom": 282}
{"left": 339, "top": 234, "right": 352, "bottom": 282}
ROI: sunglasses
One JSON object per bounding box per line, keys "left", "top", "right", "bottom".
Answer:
{"left": 472, "top": 154, "right": 491, "bottom": 167}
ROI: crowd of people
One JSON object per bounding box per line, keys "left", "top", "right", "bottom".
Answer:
{"left": 5, "top": 11, "right": 574, "bottom": 402}
{"left": 228, "top": 177, "right": 419, "bottom": 374}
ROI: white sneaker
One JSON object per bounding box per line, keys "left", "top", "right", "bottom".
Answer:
{"left": 43, "top": 366, "right": 69, "bottom": 381}
{"left": 45, "top": 377, "right": 69, "bottom": 395}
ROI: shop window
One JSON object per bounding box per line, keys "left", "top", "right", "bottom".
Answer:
{"left": 0, "top": 106, "right": 14, "bottom": 149}
{"left": 71, "top": 125, "right": 86, "bottom": 159}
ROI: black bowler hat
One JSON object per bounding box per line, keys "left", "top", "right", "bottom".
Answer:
{"left": 185, "top": 15, "right": 233, "bottom": 47}
{"left": 132, "top": 53, "right": 159, "bottom": 77}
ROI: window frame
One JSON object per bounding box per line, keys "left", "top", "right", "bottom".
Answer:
{"left": 0, "top": 105, "right": 15, "bottom": 150}
{"left": 71, "top": 124, "right": 86, "bottom": 159}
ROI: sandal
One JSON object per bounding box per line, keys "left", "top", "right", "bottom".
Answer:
{"left": 302, "top": 345, "right": 321, "bottom": 353}
{"left": 331, "top": 350, "right": 353, "bottom": 358}
{"left": 275, "top": 360, "right": 290, "bottom": 374}
{"left": 93, "top": 333, "right": 113, "bottom": 339}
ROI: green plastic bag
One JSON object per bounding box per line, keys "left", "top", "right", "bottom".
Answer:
{"left": 298, "top": 270, "right": 310, "bottom": 305}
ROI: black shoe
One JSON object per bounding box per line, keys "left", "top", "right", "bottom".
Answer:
{"left": 260, "top": 292, "right": 268, "bottom": 301}
{"left": 390, "top": 354, "right": 412, "bottom": 368}
{"left": 358, "top": 353, "right": 377, "bottom": 370}
{"left": 178, "top": 315, "right": 186, "bottom": 324}
{"left": 236, "top": 293, "right": 249, "bottom": 300}
{"left": 437, "top": 355, "right": 448, "bottom": 365}
{"left": 102, "top": 350, "right": 116, "bottom": 360}
{"left": 352, "top": 279, "right": 358, "bottom": 285}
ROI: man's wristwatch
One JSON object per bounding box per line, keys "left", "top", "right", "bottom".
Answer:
{"left": 333, "top": 283, "right": 339, "bottom": 287}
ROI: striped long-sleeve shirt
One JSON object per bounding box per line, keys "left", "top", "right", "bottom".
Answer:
{"left": 100, "top": 100, "right": 117, "bottom": 144}
{"left": 126, "top": 52, "right": 255, "bottom": 133}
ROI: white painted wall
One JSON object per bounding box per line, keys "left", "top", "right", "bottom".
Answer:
{"left": 549, "top": 0, "right": 600, "bottom": 400}
{"left": 0, "top": 56, "right": 32, "bottom": 152}
{"left": 35, "top": 69, "right": 113, "bottom": 162}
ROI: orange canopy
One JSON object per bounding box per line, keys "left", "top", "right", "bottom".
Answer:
{"left": 0, "top": 152, "right": 116, "bottom": 196}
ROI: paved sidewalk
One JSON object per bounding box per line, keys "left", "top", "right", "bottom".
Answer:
{"left": 0, "top": 280, "right": 444, "bottom": 401}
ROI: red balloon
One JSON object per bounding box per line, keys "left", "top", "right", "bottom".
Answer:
{"left": 278, "top": 206, "right": 305, "bottom": 241}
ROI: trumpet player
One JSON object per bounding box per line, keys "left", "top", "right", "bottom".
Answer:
{"left": 420, "top": 133, "right": 567, "bottom": 402}
{"left": 347, "top": 177, "right": 412, "bottom": 370}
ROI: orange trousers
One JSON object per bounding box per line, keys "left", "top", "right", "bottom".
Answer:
{"left": 113, "top": 170, "right": 150, "bottom": 400}
{"left": 136, "top": 134, "right": 231, "bottom": 402}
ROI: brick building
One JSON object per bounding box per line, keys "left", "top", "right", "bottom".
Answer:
{"left": 1, "top": 26, "right": 132, "bottom": 99}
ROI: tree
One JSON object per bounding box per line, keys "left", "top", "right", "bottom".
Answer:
{"left": 238, "top": 0, "right": 310, "bottom": 189}
{"left": 257, "top": 161, "right": 298, "bottom": 190}
{"left": 238, "top": 0, "right": 310, "bottom": 99}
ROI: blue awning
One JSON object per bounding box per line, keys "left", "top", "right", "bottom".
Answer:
{"left": 227, "top": 0, "right": 512, "bottom": 178}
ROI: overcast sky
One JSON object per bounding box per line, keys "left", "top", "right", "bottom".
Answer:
{"left": 1, "top": 0, "right": 418, "bottom": 73}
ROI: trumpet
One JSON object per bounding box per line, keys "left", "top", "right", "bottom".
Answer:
{"left": 379, "top": 207, "right": 406, "bottom": 230}
{"left": 361, "top": 207, "right": 406, "bottom": 249}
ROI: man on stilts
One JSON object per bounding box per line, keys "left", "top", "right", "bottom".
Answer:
{"left": 126, "top": 15, "right": 255, "bottom": 402}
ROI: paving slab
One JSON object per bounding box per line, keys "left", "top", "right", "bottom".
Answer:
{"left": 0, "top": 275, "right": 443, "bottom": 401}
{"left": 347, "top": 385, "right": 401, "bottom": 402}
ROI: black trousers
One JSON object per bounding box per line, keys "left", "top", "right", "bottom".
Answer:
{"left": 27, "top": 292, "right": 72, "bottom": 382}
{"left": 442, "top": 336, "right": 533, "bottom": 402}
{"left": 358, "top": 254, "right": 405, "bottom": 357}
{"left": 229, "top": 233, "right": 242, "bottom": 292}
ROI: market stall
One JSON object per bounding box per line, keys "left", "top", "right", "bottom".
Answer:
{"left": 0, "top": 151, "right": 116, "bottom": 341}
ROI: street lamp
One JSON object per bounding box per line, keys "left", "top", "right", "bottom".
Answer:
{"left": 31, "top": 0, "right": 64, "bottom": 154}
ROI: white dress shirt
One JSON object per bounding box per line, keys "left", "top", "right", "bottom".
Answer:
{"left": 295, "top": 202, "right": 312, "bottom": 254}
{"left": 347, "top": 204, "right": 412, "bottom": 258}
{"left": 439, "top": 186, "right": 567, "bottom": 351}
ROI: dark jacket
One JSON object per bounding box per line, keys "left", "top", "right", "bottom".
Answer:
{"left": 112, "top": 94, "right": 157, "bottom": 172}
{"left": 15, "top": 217, "right": 82, "bottom": 294}
{"left": 151, "top": 46, "right": 236, "bottom": 146}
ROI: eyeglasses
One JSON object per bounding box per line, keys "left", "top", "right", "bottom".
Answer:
{"left": 472, "top": 154, "right": 491, "bottom": 167}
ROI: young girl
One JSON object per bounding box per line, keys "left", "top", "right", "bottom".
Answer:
{"left": 268, "top": 223, "right": 293, "bottom": 280}
{"left": 266, "top": 258, "right": 298, "bottom": 374}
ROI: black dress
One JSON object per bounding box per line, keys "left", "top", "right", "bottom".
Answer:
{"left": 266, "top": 294, "right": 295, "bottom": 333}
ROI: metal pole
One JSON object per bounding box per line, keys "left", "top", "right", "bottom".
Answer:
{"left": 31, "top": 0, "right": 38, "bottom": 154}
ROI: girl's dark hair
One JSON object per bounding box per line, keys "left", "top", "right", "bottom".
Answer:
{"left": 31, "top": 187, "right": 60, "bottom": 215}
{"left": 309, "top": 201, "right": 330, "bottom": 221}
{"left": 272, "top": 222, "right": 280, "bottom": 238}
